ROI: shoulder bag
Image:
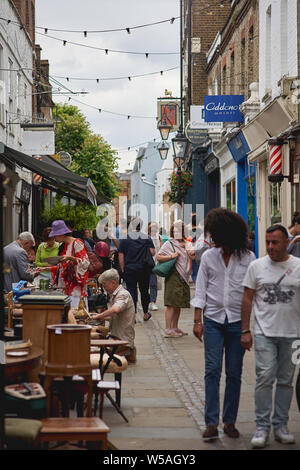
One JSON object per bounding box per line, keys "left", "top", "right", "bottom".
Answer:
{"left": 152, "top": 241, "right": 176, "bottom": 278}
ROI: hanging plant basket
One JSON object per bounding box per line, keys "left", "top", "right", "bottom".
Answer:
{"left": 166, "top": 170, "right": 193, "bottom": 203}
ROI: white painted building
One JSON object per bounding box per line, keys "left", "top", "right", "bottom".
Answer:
{"left": 259, "top": 0, "right": 298, "bottom": 107}
{"left": 243, "top": 0, "right": 299, "bottom": 255}
{"left": 0, "top": 0, "right": 34, "bottom": 243}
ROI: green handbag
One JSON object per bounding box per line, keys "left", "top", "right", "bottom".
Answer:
{"left": 152, "top": 242, "right": 176, "bottom": 278}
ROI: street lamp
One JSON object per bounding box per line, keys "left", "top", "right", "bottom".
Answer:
{"left": 170, "top": 0, "right": 189, "bottom": 208}
{"left": 157, "top": 141, "right": 170, "bottom": 160}
{"left": 172, "top": 131, "right": 189, "bottom": 167}
{"left": 158, "top": 118, "right": 173, "bottom": 141}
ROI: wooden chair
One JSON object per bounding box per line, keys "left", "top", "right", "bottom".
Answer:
{"left": 38, "top": 417, "right": 110, "bottom": 450}
{"left": 6, "top": 291, "right": 23, "bottom": 329}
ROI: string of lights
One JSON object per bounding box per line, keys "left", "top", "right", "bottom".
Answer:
{"left": 35, "top": 31, "right": 179, "bottom": 57}
{"left": 114, "top": 139, "right": 159, "bottom": 152}
{"left": 50, "top": 66, "right": 179, "bottom": 83}
{"left": 36, "top": 17, "right": 179, "bottom": 35}
{"left": 0, "top": 15, "right": 178, "bottom": 35}
{"left": 65, "top": 95, "right": 157, "bottom": 120}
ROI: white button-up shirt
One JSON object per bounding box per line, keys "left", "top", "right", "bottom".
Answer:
{"left": 191, "top": 247, "right": 256, "bottom": 324}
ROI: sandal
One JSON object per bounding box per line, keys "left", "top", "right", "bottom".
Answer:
{"left": 143, "top": 312, "right": 152, "bottom": 322}
{"left": 164, "top": 329, "right": 183, "bottom": 338}
{"left": 175, "top": 328, "right": 188, "bottom": 336}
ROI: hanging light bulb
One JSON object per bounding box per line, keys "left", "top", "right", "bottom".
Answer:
{"left": 126, "top": 28, "right": 131, "bottom": 34}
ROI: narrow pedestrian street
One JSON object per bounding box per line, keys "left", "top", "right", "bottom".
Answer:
{"left": 100, "top": 286, "right": 300, "bottom": 451}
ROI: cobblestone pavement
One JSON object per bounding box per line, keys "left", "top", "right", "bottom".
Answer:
{"left": 102, "top": 286, "right": 300, "bottom": 451}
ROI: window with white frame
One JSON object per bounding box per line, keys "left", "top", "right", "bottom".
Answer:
{"left": 269, "top": 181, "right": 282, "bottom": 224}
{"left": 226, "top": 179, "right": 236, "bottom": 211}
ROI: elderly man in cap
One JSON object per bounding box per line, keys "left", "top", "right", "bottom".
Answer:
{"left": 91, "top": 268, "right": 136, "bottom": 363}
{"left": 4, "top": 232, "right": 39, "bottom": 292}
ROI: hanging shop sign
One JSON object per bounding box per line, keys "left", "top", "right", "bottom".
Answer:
{"left": 204, "top": 95, "right": 244, "bottom": 122}
{"left": 190, "top": 105, "right": 223, "bottom": 130}
{"left": 185, "top": 122, "right": 209, "bottom": 145}
{"left": 157, "top": 97, "right": 181, "bottom": 133}
{"left": 16, "top": 179, "right": 31, "bottom": 204}
{"left": 204, "top": 153, "right": 219, "bottom": 175}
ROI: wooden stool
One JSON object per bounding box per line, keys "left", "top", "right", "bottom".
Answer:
{"left": 38, "top": 417, "right": 110, "bottom": 450}
{"left": 44, "top": 325, "right": 93, "bottom": 417}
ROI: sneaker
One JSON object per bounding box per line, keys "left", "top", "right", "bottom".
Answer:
{"left": 150, "top": 302, "right": 158, "bottom": 311}
{"left": 251, "top": 427, "right": 269, "bottom": 448}
{"left": 202, "top": 425, "right": 219, "bottom": 441}
{"left": 274, "top": 425, "right": 295, "bottom": 444}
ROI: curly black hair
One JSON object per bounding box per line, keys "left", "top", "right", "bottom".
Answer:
{"left": 204, "top": 208, "right": 249, "bottom": 256}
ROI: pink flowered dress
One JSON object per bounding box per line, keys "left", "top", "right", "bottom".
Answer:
{"left": 51, "top": 239, "right": 90, "bottom": 307}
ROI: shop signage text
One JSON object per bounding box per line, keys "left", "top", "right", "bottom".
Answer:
{"left": 204, "top": 95, "right": 244, "bottom": 122}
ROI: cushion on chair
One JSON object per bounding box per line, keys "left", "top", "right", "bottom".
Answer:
{"left": 5, "top": 418, "right": 42, "bottom": 449}
{"left": 90, "top": 353, "right": 128, "bottom": 373}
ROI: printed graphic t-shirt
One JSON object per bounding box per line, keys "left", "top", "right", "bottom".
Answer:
{"left": 243, "top": 255, "right": 300, "bottom": 337}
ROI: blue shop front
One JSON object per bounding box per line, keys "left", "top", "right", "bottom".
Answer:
{"left": 227, "top": 131, "right": 258, "bottom": 256}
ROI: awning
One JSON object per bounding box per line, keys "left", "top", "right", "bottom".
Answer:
{"left": 0, "top": 142, "right": 101, "bottom": 205}
{"left": 242, "top": 97, "right": 295, "bottom": 152}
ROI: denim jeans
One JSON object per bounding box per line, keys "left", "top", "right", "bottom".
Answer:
{"left": 149, "top": 273, "right": 158, "bottom": 303}
{"left": 254, "top": 334, "right": 297, "bottom": 431}
{"left": 191, "top": 260, "right": 199, "bottom": 284}
{"left": 203, "top": 316, "right": 245, "bottom": 426}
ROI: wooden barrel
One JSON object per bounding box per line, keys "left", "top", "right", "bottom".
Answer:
{"left": 45, "top": 324, "right": 92, "bottom": 377}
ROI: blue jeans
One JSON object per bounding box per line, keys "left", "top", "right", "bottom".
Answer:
{"left": 191, "top": 259, "right": 199, "bottom": 284}
{"left": 203, "top": 316, "right": 245, "bottom": 426}
{"left": 254, "top": 334, "right": 297, "bottom": 431}
{"left": 149, "top": 273, "right": 158, "bottom": 303}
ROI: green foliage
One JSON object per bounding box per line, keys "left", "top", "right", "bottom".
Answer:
{"left": 41, "top": 197, "right": 100, "bottom": 231}
{"left": 54, "top": 103, "right": 120, "bottom": 200}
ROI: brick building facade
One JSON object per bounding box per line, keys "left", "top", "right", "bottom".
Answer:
{"left": 206, "top": 0, "right": 259, "bottom": 100}
{"left": 183, "top": 0, "right": 231, "bottom": 119}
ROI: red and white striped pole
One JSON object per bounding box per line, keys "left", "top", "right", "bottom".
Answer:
{"left": 268, "top": 138, "right": 284, "bottom": 183}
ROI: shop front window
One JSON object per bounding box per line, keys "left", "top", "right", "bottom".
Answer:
{"left": 292, "top": 159, "right": 299, "bottom": 214}
{"left": 226, "top": 179, "right": 236, "bottom": 211}
{"left": 247, "top": 175, "right": 255, "bottom": 233}
{"left": 269, "top": 181, "right": 282, "bottom": 224}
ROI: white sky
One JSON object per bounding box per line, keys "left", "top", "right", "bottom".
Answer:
{"left": 35, "top": 0, "right": 180, "bottom": 169}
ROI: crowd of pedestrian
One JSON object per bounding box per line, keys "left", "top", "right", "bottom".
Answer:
{"left": 3, "top": 209, "right": 300, "bottom": 448}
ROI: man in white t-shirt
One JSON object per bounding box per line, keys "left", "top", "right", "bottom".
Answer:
{"left": 241, "top": 224, "right": 300, "bottom": 448}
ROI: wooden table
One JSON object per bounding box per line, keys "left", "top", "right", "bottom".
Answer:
{"left": 5, "top": 347, "right": 43, "bottom": 384}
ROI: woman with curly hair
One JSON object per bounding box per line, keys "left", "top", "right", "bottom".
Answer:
{"left": 191, "top": 208, "right": 256, "bottom": 441}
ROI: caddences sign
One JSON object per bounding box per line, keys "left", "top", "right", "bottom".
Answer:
{"left": 204, "top": 95, "right": 244, "bottom": 122}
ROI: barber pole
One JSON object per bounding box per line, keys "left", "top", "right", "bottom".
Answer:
{"left": 268, "top": 138, "right": 283, "bottom": 175}
{"left": 33, "top": 155, "right": 42, "bottom": 185}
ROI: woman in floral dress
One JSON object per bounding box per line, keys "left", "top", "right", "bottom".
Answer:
{"left": 39, "top": 220, "right": 90, "bottom": 308}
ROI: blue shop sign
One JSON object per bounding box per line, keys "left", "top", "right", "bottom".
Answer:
{"left": 204, "top": 95, "right": 244, "bottom": 122}
{"left": 227, "top": 131, "right": 250, "bottom": 162}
